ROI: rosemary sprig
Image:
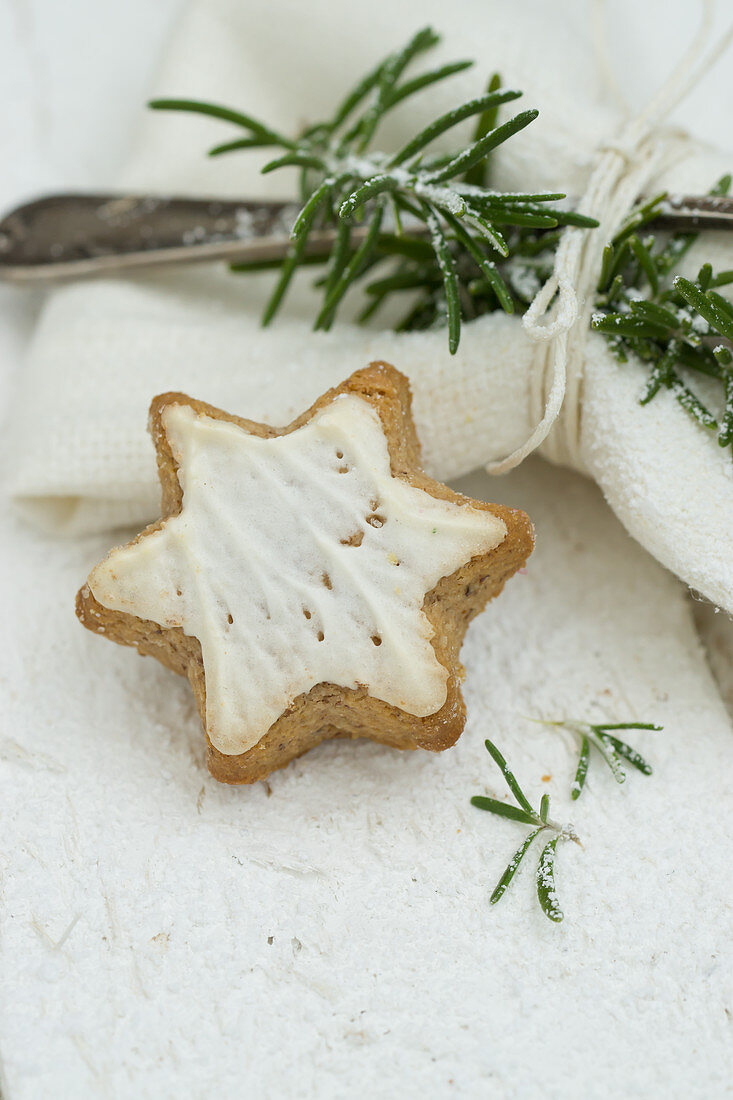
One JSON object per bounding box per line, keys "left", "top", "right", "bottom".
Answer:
{"left": 591, "top": 176, "right": 733, "bottom": 451}
{"left": 471, "top": 739, "right": 580, "bottom": 922}
{"left": 151, "top": 26, "right": 730, "bottom": 443}
{"left": 538, "top": 720, "right": 660, "bottom": 800}
{"left": 150, "top": 27, "right": 596, "bottom": 353}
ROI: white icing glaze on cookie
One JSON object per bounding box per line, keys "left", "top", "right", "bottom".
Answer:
{"left": 89, "top": 394, "right": 506, "bottom": 754}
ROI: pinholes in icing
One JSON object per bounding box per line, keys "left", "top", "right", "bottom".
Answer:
{"left": 88, "top": 394, "right": 506, "bottom": 754}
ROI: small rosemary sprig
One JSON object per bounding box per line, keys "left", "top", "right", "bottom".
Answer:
{"left": 591, "top": 176, "right": 733, "bottom": 451}
{"left": 472, "top": 718, "right": 659, "bottom": 920}
{"left": 150, "top": 27, "right": 597, "bottom": 353}
{"left": 537, "top": 719, "right": 660, "bottom": 799}
{"left": 471, "top": 739, "right": 580, "bottom": 922}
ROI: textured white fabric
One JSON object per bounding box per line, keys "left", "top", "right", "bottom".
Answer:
{"left": 6, "top": 0, "right": 733, "bottom": 616}
{"left": 4, "top": 460, "right": 733, "bottom": 1099}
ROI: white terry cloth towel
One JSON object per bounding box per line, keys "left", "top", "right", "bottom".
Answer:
{"left": 6, "top": 0, "right": 733, "bottom": 614}
{"left": 2, "top": 457, "right": 733, "bottom": 1098}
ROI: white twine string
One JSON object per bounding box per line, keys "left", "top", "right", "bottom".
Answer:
{"left": 486, "top": 0, "right": 733, "bottom": 475}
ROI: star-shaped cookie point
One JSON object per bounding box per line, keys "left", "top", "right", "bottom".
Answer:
{"left": 77, "top": 363, "right": 534, "bottom": 783}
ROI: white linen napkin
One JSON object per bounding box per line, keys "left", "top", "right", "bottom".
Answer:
{"left": 6, "top": 0, "right": 733, "bottom": 616}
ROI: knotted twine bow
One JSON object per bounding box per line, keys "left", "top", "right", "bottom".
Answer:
{"left": 487, "top": 0, "right": 733, "bottom": 475}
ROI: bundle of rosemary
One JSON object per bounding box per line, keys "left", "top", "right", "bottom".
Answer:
{"left": 150, "top": 26, "right": 597, "bottom": 355}
{"left": 151, "top": 26, "right": 732, "bottom": 456}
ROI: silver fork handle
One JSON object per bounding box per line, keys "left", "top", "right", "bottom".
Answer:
{"left": 0, "top": 194, "right": 329, "bottom": 284}
{"left": 0, "top": 191, "right": 731, "bottom": 285}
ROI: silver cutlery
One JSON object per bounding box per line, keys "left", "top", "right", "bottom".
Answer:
{"left": 0, "top": 191, "right": 731, "bottom": 285}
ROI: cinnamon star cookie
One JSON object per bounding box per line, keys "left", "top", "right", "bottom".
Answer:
{"left": 77, "top": 363, "right": 533, "bottom": 783}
